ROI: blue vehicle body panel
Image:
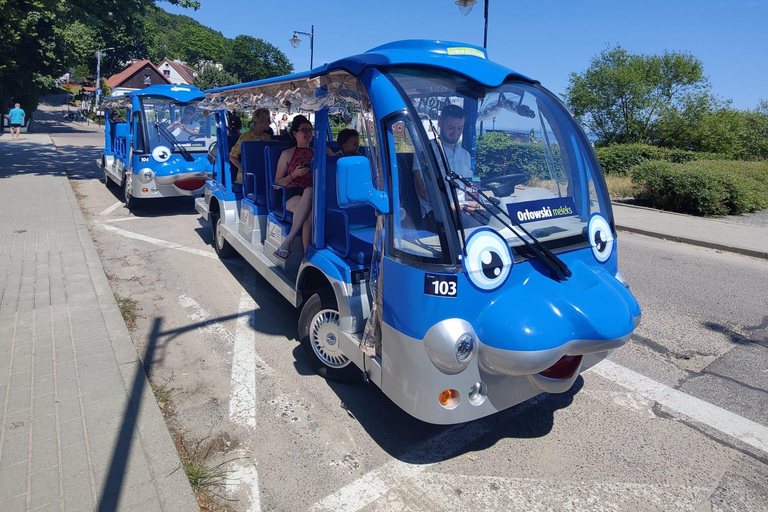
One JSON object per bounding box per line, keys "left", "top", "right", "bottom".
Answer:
{"left": 381, "top": 247, "right": 640, "bottom": 351}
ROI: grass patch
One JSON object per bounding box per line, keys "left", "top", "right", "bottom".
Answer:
{"left": 115, "top": 295, "right": 138, "bottom": 330}
{"left": 171, "top": 432, "right": 239, "bottom": 510}
{"left": 605, "top": 174, "right": 642, "bottom": 199}
{"left": 152, "top": 383, "right": 172, "bottom": 408}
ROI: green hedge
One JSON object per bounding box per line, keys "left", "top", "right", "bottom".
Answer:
{"left": 476, "top": 133, "right": 563, "bottom": 181}
{"left": 596, "top": 143, "right": 725, "bottom": 175}
{"left": 630, "top": 160, "right": 768, "bottom": 215}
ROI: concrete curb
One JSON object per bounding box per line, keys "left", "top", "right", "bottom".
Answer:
{"left": 57, "top": 135, "right": 199, "bottom": 511}
{"left": 614, "top": 224, "right": 768, "bottom": 260}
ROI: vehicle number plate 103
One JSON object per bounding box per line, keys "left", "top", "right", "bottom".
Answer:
{"left": 424, "top": 273, "right": 457, "bottom": 297}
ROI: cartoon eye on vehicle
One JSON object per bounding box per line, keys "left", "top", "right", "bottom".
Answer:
{"left": 152, "top": 146, "right": 171, "bottom": 163}
{"left": 462, "top": 228, "right": 514, "bottom": 292}
{"left": 588, "top": 214, "right": 614, "bottom": 263}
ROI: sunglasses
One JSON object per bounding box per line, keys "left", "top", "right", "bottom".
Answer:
{"left": 296, "top": 127, "right": 313, "bottom": 135}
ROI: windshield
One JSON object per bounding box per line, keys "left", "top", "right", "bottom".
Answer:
{"left": 387, "top": 68, "right": 610, "bottom": 263}
{"left": 141, "top": 97, "right": 214, "bottom": 153}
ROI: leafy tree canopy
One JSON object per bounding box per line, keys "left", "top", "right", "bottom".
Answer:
{"left": 193, "top": 65, "right": 239, "bottom": 91}
{"left": 222, "top": 35, "right": 294, "bottom": 83}
{"left": 565, "top": 45, "right": 709, "bottom": 145}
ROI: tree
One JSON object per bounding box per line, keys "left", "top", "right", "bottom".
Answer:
{"left": 193, "top": 65, "right": 239, "bottom": 91}
{"left": 565, "top": 45, "right": 709, "bottom": 145}
{"left": 222, "top": 35, "right": 293, "bottom": 83}
{"left": 0, "top": 0, "right": 199, "bottom": 113}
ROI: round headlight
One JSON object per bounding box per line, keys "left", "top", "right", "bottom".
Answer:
{"left": 455, "top": 333, "right": 475, "bottom": 363}
{"left": 138, "top": 168, "right": 154, "bottom": 184}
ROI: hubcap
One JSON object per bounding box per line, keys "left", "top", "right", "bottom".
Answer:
{"left": 310, "top": 309, "right": 350, "bottom": 368}
{"left": 216, "top": 218, "right": 225, "bottom": 250}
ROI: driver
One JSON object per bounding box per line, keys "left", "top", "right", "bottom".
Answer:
{"left": 414, "top": 104, "right": 481, "bottom": 230}
{"left": 171, "top": 106, "right": 200, "bottom": 141}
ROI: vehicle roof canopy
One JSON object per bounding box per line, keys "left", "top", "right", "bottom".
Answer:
{"left": 201, "top": 40, "right": 537, "bottom": 113}
{"left": 102, "top": 85, "right": 204, "bottom": 110}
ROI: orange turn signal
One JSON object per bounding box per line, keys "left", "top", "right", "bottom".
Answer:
{"left": 141, "top": 188, "right": 148, "bottom": 193}
{"left": 438, "top": 389, "right": 459, "bottom": 407}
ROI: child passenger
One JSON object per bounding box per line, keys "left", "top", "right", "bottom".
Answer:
{"left": 273, "top": 115, "right": 314, "bottom": 260}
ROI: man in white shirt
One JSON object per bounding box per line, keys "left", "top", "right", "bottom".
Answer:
{"left": 171, "top": 106, "right": 200, "bottom": 141}
{"left": 414, "top": 104, "right": 481, "bottom": 229}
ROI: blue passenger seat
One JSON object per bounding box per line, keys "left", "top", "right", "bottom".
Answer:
{"left": 324, "top": 156, "right": 376, "bottom": 265}
{"left": 265, "top": 143, "right": 294, "bottom": 223}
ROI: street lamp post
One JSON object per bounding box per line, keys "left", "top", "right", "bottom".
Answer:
{"left": 456, "top": 0, "right": 489, "bottom": 48}
{"left": 289, "top": 25, "right": 314, "bottom": 70}
{"left": 94, "top": 47, "right": 114, "bottom": 109}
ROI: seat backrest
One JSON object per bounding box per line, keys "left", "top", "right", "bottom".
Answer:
{"left": 265, "top": 143, "right": 292, "bottom": 217}
{"left": 326, "top": 156, "right": 376, "bottom": 226}
{"left": 240, "top": 141, "right": 270, "bottom": 205}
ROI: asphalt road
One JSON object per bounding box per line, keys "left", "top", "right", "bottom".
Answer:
{"left": 48, "top": 127, "right": 768, "bottom": 512}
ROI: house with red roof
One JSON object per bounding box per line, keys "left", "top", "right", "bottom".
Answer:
{"left": 106, "top": 60, "right": 172, "bottom": 96}
{"left": 156, "top": 59, "right": 199, "bottom": 86}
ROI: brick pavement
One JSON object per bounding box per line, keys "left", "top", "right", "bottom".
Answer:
{"left": 0, "top": 132, "right": 198, "bottom": 511}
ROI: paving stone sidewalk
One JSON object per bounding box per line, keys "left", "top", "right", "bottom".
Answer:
{"left": 0, "top": 132, "right": 197, "bottom": 511}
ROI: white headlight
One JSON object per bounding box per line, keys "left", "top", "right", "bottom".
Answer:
{"left": 455, "top": 333, "right": 476, "bottom": 363}
{"left": 138, "top": 168, "right": 154, "bottom": 184}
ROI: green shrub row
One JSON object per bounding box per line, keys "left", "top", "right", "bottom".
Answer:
{"left": 595, "top": 144, "right": 726, "bottom": 176}
{"left": 630, "top": 159, "right": 768, "bottom": 216}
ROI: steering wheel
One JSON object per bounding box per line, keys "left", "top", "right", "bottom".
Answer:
{"left": 480, "top": 173, "right": 531, "bottom": 197}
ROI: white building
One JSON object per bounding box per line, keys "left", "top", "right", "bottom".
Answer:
{"left": 156, "top": 59, "right": 199, "bottom": 86}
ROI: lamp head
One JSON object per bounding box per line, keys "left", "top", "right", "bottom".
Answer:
{"left": 456, "top": 0, "right": 476, "bottom": 16}
{"left": 290, "top": 34, "right": 301, "bottom": 48}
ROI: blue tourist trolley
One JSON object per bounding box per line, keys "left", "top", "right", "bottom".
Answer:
{"left": 100, "top": 85, "right": 214, "bottom": 209}
{"left": 195, "top": 40, "right": 641, "bottom": 424}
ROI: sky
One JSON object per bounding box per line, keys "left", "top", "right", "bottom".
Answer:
{"left": 162, "top": 0, "right": 767, "bottom": 110}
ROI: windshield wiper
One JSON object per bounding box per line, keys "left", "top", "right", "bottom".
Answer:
{"left": 447, "top": 171, "right": 572, "bottom": 281}
{"left": 155, "top": 122, "right": 195, "bottom": 162}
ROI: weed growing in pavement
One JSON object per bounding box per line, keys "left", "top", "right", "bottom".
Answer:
{"left": 115, "top": 294, "right": 138, "bottom": 329}
{"left": 172, "top": 432, "right": 240, "bottom": 510}
{"left": 152, "top": 383, "right": 172, "bottom": 408}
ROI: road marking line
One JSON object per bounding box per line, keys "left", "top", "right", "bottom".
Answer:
{"left": 99, "top": 201, "right": 123, "bottom": 217}
{"left": 227, "top": 454, "right": 262, "bottom": 512}
{"left": 310, "top": 396, "right": 545, "bottom": 512}
{"left": 98, "top": 220, "right": 219, "bottom": 260}
{"left": 406, "top": 474, "right": 710, "bottom": 512}
{"left": 229, "top": 270, "right": 262, "bottom": 428}
{"left": 104, "top": 216, "right": 147, "bottom": 223}
{"left": 590, "top": 359, "right": 768, "bottom": 454}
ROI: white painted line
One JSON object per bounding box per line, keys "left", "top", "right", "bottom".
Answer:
{"left": 98, "top": 201, "right": 123, "bottom": 217}
{"left": 407, "top": 474, "right": 710, "bottom": 511}
{"left": 310, "top": 396, "right": 545, "bottom": 512}
{"left": 98, "top": 221, "right": 219, "bottom": 260}
{"left": 227, "top": 454, "right": 262, "bottom": 512}
{"left": 229, "top": 270, "right": 268, "bottom": 428}
{"left": 591, "top": 359, "right": 768, "bottom": 454}
{"left": 104, "top": 216, "right": 147, "bottom": 223}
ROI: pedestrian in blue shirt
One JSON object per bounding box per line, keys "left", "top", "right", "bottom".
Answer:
{"left": 6, "top": 103, "right": 25, "bottom": 140}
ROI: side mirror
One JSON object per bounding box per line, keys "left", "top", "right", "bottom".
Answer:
{"left": 337, "top": 156, "right": 389, "bottom": 214}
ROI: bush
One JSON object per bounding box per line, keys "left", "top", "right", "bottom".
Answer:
{"left": 595, "top": 143, "right": 735, "bottom": 175}
{"left": 631, "top": 159, "right": 768, "bottom": 215}
{"left": 476, "top": 133, "right": 563, "bottom": 181}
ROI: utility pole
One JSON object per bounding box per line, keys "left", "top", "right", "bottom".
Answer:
{"left": 94, "top": 48, "right": 114, "bottom": 110}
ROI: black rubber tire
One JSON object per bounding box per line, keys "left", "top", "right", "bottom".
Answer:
{"left": 102, "top": 159, "right": 117, "bottom": 189}
{"left": 298, "top": 292, "right": 360, "bottom": 383}
{"left": 211, "top": 212, "right": 236, "bottom": 258}
{"left": 123, "top": 175, "right": 141, "bottom": 210}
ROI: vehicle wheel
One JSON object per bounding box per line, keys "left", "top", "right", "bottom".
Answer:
{"left": 123, "top": 174, "right": 141, "bottom": 210}
{"left": 102, "top": 159, "right": 116, "bottom": 189}
{"left": 298, "top": 292, "right": 360, "bottom": 382}
{"left": 211, "top": 212, "right": 235, "bottom": 258}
